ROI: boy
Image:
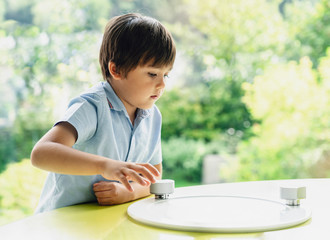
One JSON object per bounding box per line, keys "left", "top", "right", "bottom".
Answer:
{"left": 31, "top": 13, "right": 176, "bottom": 212}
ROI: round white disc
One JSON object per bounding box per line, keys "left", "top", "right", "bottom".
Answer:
{"left": 127, "top": 195, "right": 311, "bottom": 233}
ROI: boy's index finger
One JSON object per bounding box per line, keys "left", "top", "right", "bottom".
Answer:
{"left": 130, "top": 164, "right": 157, "bottom": 183}
{"left": 140, "top": 163, "right": 160, "bottom": 176}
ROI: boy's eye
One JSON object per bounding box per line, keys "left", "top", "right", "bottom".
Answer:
{"left": 148, "top": 72, "right": 157, "bottom": 77}
{"left": 148, "top": 72, "right": 170, "bottom": 79}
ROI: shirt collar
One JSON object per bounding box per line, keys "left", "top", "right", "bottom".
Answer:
{"left": 136, "top": 108, "right": 150, "bottom": 119}
{"left": 103, "top": 81, "right": 125, "bottom": 112}
{"left": 103, "top": 81, "right": 150, "bottom": 119}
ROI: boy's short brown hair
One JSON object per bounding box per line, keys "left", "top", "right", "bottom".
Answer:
{"left": 99, "top": 13, "right": 176, "bottom": 81}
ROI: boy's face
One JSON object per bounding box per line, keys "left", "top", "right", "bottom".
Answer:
{"left": 112, "top": 62, "right": 172, "bottom": 115}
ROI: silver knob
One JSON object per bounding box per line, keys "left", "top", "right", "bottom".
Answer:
{"left": 150, "top": 179, "right": 175, "bottom": 199}
{"left": 280, "top": 186, "right": 306, "bottom": 206}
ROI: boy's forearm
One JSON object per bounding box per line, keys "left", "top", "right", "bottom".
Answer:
{"left": 31, "top": 140, "right": 161, "bottom": 192}
{"left": 130, "top": 182, "right": 152, "bottom": 200}
{"left": 31, "top": 141, "right": 106, "bottom": 176}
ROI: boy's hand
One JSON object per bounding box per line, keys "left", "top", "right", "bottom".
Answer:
{"left": 93, "top": 181, "right": 133, "bottom": 205}
{"left": 100, "top": 161, "right": 160, "bottom": 192}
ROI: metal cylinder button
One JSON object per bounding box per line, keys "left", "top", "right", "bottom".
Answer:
{"left": 280, "top": 186, "right": 306, "bottom": 206}
{"left": 150, "top": 179, "right": 175, "bottom": 199}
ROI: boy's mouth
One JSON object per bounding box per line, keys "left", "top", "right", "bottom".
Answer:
{"left": 150, "top": 95, "right": 159, "bottom": 100}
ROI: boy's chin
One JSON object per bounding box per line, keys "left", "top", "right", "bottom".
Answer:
{"left": 140, "top": 105, "right": 153, "bottom": 110}
{"left": 139, "top": 103, "right": 155, "bottom": 110}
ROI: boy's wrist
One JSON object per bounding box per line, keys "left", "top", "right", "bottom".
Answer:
{"left": 130, "top": 181, "right": 151, "bottom": 201}
{"left": 96, "top": 157, "right": 107, "bottom": 176}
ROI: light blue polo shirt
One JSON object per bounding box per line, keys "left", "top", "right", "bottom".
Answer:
{"left": 35, "top": 81, "right": 162, "bottom": 213}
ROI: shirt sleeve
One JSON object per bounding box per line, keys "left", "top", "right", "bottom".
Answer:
{"left": 149, "top": 137, "right": 162, "bottom": 166}
{"left": 147, "top": 105, "right": 163, "bottom": 166}
{"left": 56, "top": 96, "right": 97, "bottom": 145}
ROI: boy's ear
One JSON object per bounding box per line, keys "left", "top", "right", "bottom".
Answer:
{"left": 108, "top": 62, "right": 121, "bottom": 80}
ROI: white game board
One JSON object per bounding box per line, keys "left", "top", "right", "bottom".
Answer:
{"left": 128, "top": 195, "right": 311, "bottom": 233}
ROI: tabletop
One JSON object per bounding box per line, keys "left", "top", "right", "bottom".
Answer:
{"left": 1, "top": 178, "right": 330, "bottom": 240}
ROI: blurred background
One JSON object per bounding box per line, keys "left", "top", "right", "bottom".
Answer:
{"left": 0, "top": 0, "right": 329, "bottom": 225}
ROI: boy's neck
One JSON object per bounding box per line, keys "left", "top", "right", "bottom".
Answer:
{"left": 108, "top": 81, "right": 137, "bottom": 125}
{"left": 129, "top": 111, "right": 137, "bottom": 126}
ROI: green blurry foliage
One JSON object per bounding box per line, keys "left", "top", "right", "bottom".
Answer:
{"left": 158, "top": 80, "right": 250, "bottom": 142}
{"left": 0, "top": 0, "right": 104, "bottom": 167}
{"left": 161, "top": 136, "right": 242, "bottom": 184}
{"left": 185, "top": 0, "right": 288, "bottom": 82}
{"left": 158, "top": 0, "right": 289, "bottom": 147}
{"left": 162, "top": 138, "right": 206, "bottom": 183}
{"left": 160, "top": 0, "right": 329, "bottom": 183}
{"left": 0, "top": 159, "right": 47, "bottom": 225}
{"left": 287, "top": 0, "right": 330, "bottom": 66}
{"left": 32, "top": 0, "right": 111, "bottom": 33}
{"left": 239, "top": 54, "right": 330, "bottom": 180}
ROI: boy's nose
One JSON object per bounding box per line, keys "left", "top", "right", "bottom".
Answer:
{"left": 157, "top": 77, "right": 166, "bottom": 89}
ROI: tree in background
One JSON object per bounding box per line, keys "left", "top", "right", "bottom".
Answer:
{"left": 159, "top": 0, "right": 329, "bottom": 183}
{"left": 284, "top": 0, "right": 330, "bottom": 66}
{"left": 237, "top": 0, "right": 330, "bottom": 180}
{"left": 0, "top": 0, "right": 109, "bottom": 169}
{"left": 239, "top": 54, "right": 330, "bottom": 180}
{"left": 159, "top": 0, "right": 289, "bottom": 142}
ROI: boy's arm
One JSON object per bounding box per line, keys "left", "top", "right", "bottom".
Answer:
{"left": 93, "top": 163, "right": 162, "bottom": 205}
{"left": 30, "top": 122, "right": 159, "bottom": 191}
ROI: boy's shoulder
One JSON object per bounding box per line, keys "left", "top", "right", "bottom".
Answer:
{"left": 66, "top": 82, "right": 107, "bottom": 114}
{"left": 74, "top": 82, "right": 107, "bottom": 105}
{"left": 80, "top": 82, "right": 106, "bottom": 98}
{"left": 152, "top": 104, "right": 161, "bottom": 116}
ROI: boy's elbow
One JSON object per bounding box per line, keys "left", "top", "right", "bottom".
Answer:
{"left": 30, "top": 144, "right": 43, "bottom": 167}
